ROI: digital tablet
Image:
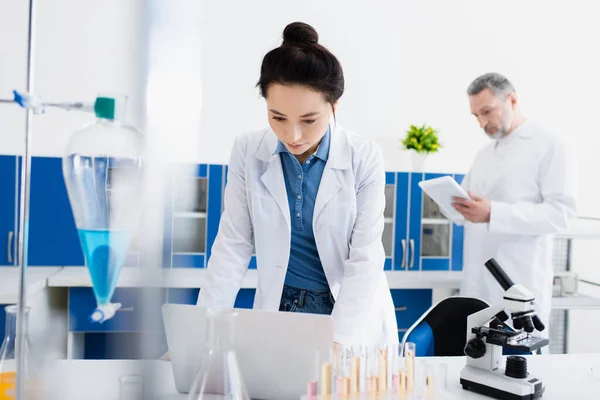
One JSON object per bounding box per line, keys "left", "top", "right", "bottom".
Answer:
{"left": 418, "top": 175, "right": 470, "bottom": 225}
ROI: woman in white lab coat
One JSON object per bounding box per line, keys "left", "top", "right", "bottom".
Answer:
{"left": 196, "top": 22, "right": 397, "bottom": 347}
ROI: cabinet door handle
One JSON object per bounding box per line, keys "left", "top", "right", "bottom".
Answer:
{"left": 7, "top": 231, "right": 13, "bottom": 264}
{"left": 395, "top": 306, "right": 407, "bottom": 312}
{"left": 400, "top": 239, "right": 407, "bottom": 268}
{"left": 409, "top": 239, "right": 415, "bottom": 268}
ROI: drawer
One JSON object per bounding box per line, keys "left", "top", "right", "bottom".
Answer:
{"left": 83, "top": 331, "right": 167, "bottom": 360}
{"left": 0, "top": 304, "right": 6, "bottom": 342}
{"left": 172, "top": 254, "right": 205, "bottom": 268}
{"left": 390, "top": 289, "right": 432, "bottom": 330}
{"left": 68, "top": 287, "right": 167, "bottom": 332}
{"left": 248, "top": 256, "right": 257, "bottom": 269}
{"left": 168, "top": 288, "right": 256, "bottom": 309}
{"left": 384, "top": 258, "right": 392, "bottom": 271}
{"left": 421, "top": 258, "right": 450, "bottom": 271}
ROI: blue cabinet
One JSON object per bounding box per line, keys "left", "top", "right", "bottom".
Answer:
{"left": 392, "top": 172, "right": 465, "bottom": 271}
{"left": 167, "top": 288, "right": 256, "bottom": 309}
{"left": 29, "top": 157, "right": 83, "bottom": 266}
{"left": 164, "top": 164, "right": 226, "bottom": 269}
{"left": 0, "top": 304, "right": 6, "bottom": 342}
{"left": 68, "top": 287, "right": 166, "bottom": 332}
{"left": 391, "top": 289, "right": 432, "bottom": 341}
{"left": 393, "top": 173, "right": 410, "bottom": 270}
{"left": 0, "top": 156, "right": 17, "bottom": 266}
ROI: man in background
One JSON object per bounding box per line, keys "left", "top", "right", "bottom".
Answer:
{"left": 452, "top": 72, "right": 577, "bottom": 333}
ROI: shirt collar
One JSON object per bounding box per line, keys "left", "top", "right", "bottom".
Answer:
{"left": 273, "top": 126, "right": 331, "bottom": 162}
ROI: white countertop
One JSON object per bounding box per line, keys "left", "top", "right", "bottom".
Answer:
{"left": 555, "top": 217, "right": 600, "bottom": 239}
{"left": 47, "top": 267, "right": 463, "bottom": 289}
{"left": 0, "top": 266, "right": 61, "bottom": 304}
{"left": 46, "top": 267, "right": 600, "bottom": 310}
{"left": 40, "top": 355, "right": 600, "bottom": 399}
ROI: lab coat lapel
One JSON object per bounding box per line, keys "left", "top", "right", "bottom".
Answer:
{"left": 314, "top": 167, "right": 342, "bottom": 223}
{"left": 257, "top": 134, "right": 291, "bottom": 230}
{"left": 314, "top": 123, "right": 350, "bottom": 224}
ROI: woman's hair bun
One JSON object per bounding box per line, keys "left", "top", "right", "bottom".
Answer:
{"left": 282, "top": 22, "right": 319, "bottom": 46}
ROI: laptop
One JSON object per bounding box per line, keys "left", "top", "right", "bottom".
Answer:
{"left": 162, "top": 304, "right": 334, "bottom": 400}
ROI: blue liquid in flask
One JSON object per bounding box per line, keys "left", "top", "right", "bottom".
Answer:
{"left": 78, "top": 229, "right": 132, "bottom": 306}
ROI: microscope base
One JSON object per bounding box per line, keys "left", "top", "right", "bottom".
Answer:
{"left": 460, "top": 365, "right": 545, "bottom": 400}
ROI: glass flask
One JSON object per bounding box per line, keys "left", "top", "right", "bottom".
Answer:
{"left": 0, "top": 305, "right": 34, "bottom": 399}
{"left": 187, "top": 309, "right": 250, "bottom": 400}
{"left": 62, "top": 95, "right": 144, "bottom": 323}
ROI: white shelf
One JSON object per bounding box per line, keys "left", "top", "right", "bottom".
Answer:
{"left": 421, "top": 218, "right": 450, "bottom": 225}
{"left": 0, "top": 267, "right": 62, "bottom": 304}
{"left": 173, "top": 211, "right": 207, "bottom": 218}
{"left": 554, "top": 217, "right": 600, "bottom": 239}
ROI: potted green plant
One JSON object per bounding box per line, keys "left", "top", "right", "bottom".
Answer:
{"left": 401, "top": 124, "right": 441, "bottom": 171}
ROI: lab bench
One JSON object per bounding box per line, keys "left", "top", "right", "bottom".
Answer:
{"left": 41, "top": 267, "right": 600, "bottom": 360}
{"left": 48, "top": 268, "right": 461, "bottom": 359}
{"left": 0, "top": 267, "right": 67, "bottom": 360}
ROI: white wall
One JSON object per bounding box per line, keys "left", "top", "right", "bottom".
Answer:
{"left": 188, "top": 0, "right": 600, "bottom": 215}
{"left": 0, "top": 0, "right": 145, "bottom": 157}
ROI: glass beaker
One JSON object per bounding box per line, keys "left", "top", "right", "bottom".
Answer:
{"left": 187, "top": 309, "right": 250, "bottom": 400}
{"left": 0, "top": 305, "right": 33, "bottom": 400}
{"left": 62, "top": 94, "right": 144, "bottom": 323}
{"left": 119, "top": 374, "right": 144, "bottom": 400}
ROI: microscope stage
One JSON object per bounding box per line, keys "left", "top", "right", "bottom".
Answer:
{"left": 460, "top": 365, "right": 545, "bottom": 400}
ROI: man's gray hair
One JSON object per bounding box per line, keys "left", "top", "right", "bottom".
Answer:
{"left": 467, "top": 72, "right": 515, "bottom": 97}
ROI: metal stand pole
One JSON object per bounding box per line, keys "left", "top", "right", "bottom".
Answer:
{"left": 16, "top": 0, "right": 37, "bottom": 398}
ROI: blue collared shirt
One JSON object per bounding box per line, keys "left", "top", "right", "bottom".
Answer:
{"left": 273, "top": 127, "right": 331, "bottom": 291}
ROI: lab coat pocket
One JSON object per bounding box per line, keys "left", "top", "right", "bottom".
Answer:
{"left": 316, "top": 198, "right": 356, "bottom": 236}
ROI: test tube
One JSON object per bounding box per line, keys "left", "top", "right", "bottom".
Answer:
{"left": 353, "top": 345, "right": 366, "bottom": 394}
{"left": 321, "top": 362, "right": 332, "bottom": 397}
{"left": 378, "top": 346, "right": 388, "bottom": 392}
{"left": 435, "top": 363, "right": 448, "bottom": 394}
{"left": 334, "top": 344, "right": 343, "bottom": 395}
{"left": 399, "top": 369, "right": 408, "bottom": 400}
{"left": 350, "top": 353, "right": 360, "bottom": 395}
{"left": 424, "top": 363, "right": 435, "bottom": 399}
{"left": 391, "top": 343, "right": 403, "bottom": 392}
{"left": 307, "top": 350, "right": 320, "bottom": 398}
{"left": 363, "top": 346, "right": 373, "bottom": 393}
{"left": 371, "top": 346, "right": 380, "bottom": 396}
{"left": 404, "top": 342, "right": 416, "bottom": 393}
{"left": 118, "top": 375, "right": 144, "bottom": 400}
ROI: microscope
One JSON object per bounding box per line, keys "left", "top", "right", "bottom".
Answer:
{"left": 460, "top": 258, "right": 549, "bottom": 399}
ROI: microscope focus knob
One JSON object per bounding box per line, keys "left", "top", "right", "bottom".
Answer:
{"left": 464, "top": 338, "right": 486, "bottom": 359}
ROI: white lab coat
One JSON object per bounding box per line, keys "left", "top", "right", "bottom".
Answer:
{"left": 460, "top": 120, "right": 577, "bottom": 329}
{"left": 197, "top": 122, "right": 398, "bottom": 346}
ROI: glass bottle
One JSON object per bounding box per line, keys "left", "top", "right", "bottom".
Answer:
{"left": 62, "top": 95, "right": 144, "bottom": 322}
{"left": 0, "top": 305, "right": 33, "bottom": 399}
{"left": 187, "top": 309, "right": 250, "bottom": 400}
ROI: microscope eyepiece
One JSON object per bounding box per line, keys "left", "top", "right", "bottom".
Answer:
{"left": 484, "top": 258, "right": 515, "bottom": 291}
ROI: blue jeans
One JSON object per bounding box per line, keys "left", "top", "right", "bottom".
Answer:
{"left": 279, "top": 284, "right": 335, "bottom": 315}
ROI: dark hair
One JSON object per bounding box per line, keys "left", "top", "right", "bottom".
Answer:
{"left": 257, "top": 22, "right": 344, "bottom": 108}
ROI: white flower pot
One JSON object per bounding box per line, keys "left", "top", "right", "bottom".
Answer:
{"left": 411, "top": 152, "right": 429, "bottom": 172}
